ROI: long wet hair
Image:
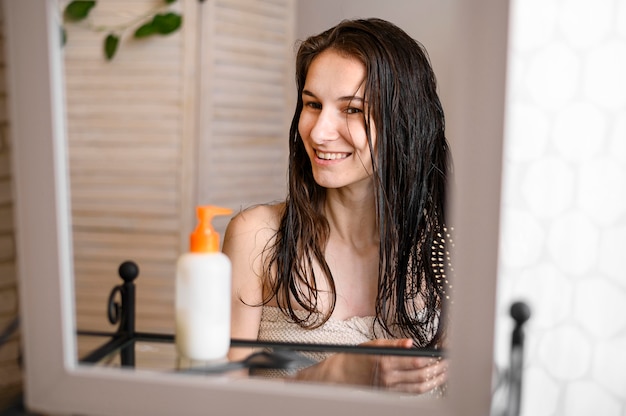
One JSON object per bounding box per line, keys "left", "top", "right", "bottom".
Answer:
{"left": 261, "top": 18, "right": 451, "bottom": 348}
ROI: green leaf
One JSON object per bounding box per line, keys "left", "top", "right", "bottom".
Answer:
{"left": 152, "top": 13, "right": 182, "bottom": 35}
{"left": 64, "top": 0, "right": 96, "bottom": 21}
{"left": 164, "top": 0, "right": 177, "bottom": 4}
{"left": 134, "top": 22, "right": 156, "bottom": 38}
{"left": 104, "top": 34, "right": 119, "bottom": 60}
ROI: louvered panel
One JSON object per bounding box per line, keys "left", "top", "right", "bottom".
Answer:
{"left": 62, "top": 132, "right": 180, "bottom": 146}
{"left": 214, "top": 21, "right": 286, "bottom": 44}
{"left": 72, "top": 231, "right": 179, "bottom": 258}
{"left": 212, "top": 78, "right": 286, "bottom": 96}
{"left": 199, "top": 0, "right": 292, "bottom": 211}
{"left": 66, "top": 86, "right": 180, "bottom": 101}
{"left": 78, "top": 287, "right": 174, "bottom": 307}
{"left": 64, "top": 36, "right": 181, "bottom": 50}
{"left": 77, "top": 313, "right": 175, "bottom": 334}
{"left": 69, "top": 169, "right": 177, "bottom": 182}
{"left": 64, "top": 58, "right": 181, "bottom": 73}
{"left": 214, "top": 107, "right": 284, "bottom": 125}
{"left": 66, "top": 0, "right": 190, "bottom": 335}
{"left": 217, "top": 2, "right": 289, "bottom": 28}
{"left": 210, "top": 132, "right": 284, "bottom": 145}
{"left": 70, "top": 183, "right": 177, "bottom": 201}
{"left": 212, "top": 94, "right": 285, "bottom": 110}
{"left": 0, "top": 5, "right": 22, "bottom": 395}
{"left": 66, "top": 104, "right": 181, "bottom": 119}
{"left": 68, "top": 0, "right": 294, "bottom": 340}
{"left": 64, "top": 77, "right": 180, "bottom": 94}
{"left": 213, "top": 64, "right": 285, "bottom": 84}
{"left": 74, "top": 258, "right": 176, "bottom": 281}
{"left": 0, "top": 153, "right": 10, "bottom": 177}
{"left": 69, "top": 148, "right": 179, "bottom": 172}
{"left": 214, "top": 49, "right": 285, "bottom": 70}
{"left": 213, "top": 123, "right": 283, "bottom": 138}
{"left": 69, "top": 170, "right": 178, "bottom": 185}
{"left": 70, "top": 143, "right": 178, "bottom": 158}
{"left": 215, "top": 36, "right": 287, "bottom": 59}
{"left": 74, "top": 290, "right": 174, "bottom": 314}
{"left": 67, "top": 119, "right": 180, "bottom": 134}
{"left": 75, "top": 274, "right": 175, "bottom": 291}
{"left": 71, "top": 198, "right": 178, "bottom": 215}
{"left": 0, "top": 263, "right": 16, "bottom": 289}
{"left": 63, "top": 41, "right": 181, "bottom": 63}
{"left": 65, "top": 73, "right": 183, "bottom": 89}
{"left": 0, "top": 206, "right": 13, "bottom": 234}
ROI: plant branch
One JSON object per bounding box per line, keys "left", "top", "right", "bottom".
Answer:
{"left": 78, "top": 3, "right": 174, "bottom": 34}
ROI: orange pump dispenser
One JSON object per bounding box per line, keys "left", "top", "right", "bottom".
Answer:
{"left": 189, "top": 206, "right": 233, "bottom": 253}
{"left": 175, "top": 204, "right": 234, "bottom": 361}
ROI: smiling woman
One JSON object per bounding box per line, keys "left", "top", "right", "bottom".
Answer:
{"left": 4, "top": 0, "right": 509, "bottom": 415}
{"left": 224, "top": 18, "right": 451, "bottom": 395}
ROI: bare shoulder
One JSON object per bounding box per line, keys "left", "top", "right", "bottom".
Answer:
{"left": 225, "top": 203, "right": 283, "bottom": 239}
{"left": 223, "top": 203, "right": 283, "bottom": 296}
{"left": 223, "top": 203, "right": 284, "bottom": 258}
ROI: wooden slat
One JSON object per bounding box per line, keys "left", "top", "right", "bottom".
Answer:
{"left": 73, "top": 258, "right": 175, "bottom": 278}
{"left": 0, "top": 205, "right": 13, "bottom": 233}
{"left": 0, "top": 263, "right": 16, "bottom": 289}
{"left": 0, "top": 5, "right": 21, "bottom": 398}
{"left": 67, "top": 118, "right": 180, "bottom": 133}
{"left": 0, "top": 154, "right": 10, "bottom": 178}
{"left": 67, "top": 0, "right": 293, "bottom": 335}
{"left": 0, "top": 285, "right": 16, "bottom": 314}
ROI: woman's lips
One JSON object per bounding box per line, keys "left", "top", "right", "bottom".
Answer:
{"left": 315, "top": 150, "right": 351, "bottom": 160}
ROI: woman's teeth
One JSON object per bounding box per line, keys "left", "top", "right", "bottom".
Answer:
{"left": 316, "top": 151, "right": 349, "bottom": 160}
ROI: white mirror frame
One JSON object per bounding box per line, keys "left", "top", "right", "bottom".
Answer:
{"left": 5, "top": 0, "right": 509, "bottom": 415}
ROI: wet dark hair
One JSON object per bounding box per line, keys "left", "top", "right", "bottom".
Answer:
{"left": 262, "top": 18, "right": 451, "bottom": 348}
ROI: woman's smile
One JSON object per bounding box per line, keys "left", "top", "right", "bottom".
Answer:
{"left": 314, "top": 150, "right": 352, "bottom": 162}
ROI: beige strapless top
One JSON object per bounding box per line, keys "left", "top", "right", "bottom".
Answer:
{"left": 253, "top": 306, "right": 446, "bottom": 402}
{"left": 256, "top": 306, "right": 392, "bottom": 365}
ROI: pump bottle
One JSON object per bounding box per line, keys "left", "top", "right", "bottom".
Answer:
{"left": 175, "top": 205, "right": 233, "bottom": 361}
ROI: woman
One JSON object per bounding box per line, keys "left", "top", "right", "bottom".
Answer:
{"left": 223, "top": 18, "right": 452, "bottom": 395}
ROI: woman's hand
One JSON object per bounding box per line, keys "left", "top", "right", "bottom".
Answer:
{"left": 293, "top": 338, "right": 448, "bottom": 395}
{"left": 370, "top": 339, "right": 448, "bottom": 394}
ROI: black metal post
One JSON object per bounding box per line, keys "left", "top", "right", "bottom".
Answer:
{"left": 95, "top": 260, "right": 139, "bottom": 366}
{"left": 507, "top": 301, "right": 531, "bottom": 416}
{"left": 118, "top": 261, "right": 138, "bottom": 365}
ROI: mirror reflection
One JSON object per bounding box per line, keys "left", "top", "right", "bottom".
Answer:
{"left": 66, "top": 0, "right": 459, "bottom": 398}
{"left": 222, "top": 17, "right": 450, "bottom": 395}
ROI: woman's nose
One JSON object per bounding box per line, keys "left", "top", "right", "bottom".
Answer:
{"left": 309, "top": 110, "right": 340, "bottom": 144}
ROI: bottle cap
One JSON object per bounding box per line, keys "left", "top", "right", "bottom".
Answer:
{"left": 190, "top": 205, "right": 233, "bottom": 253}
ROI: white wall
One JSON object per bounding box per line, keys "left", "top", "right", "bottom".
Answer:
{"left": 496, "top": 0, "right": 626, "bottom": 415}
{"left": 297, "top": 1, "right": 626, "bottom": 415}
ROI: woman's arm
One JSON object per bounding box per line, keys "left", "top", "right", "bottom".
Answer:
{"left": 222, "top": 205, "right": 278, "bottom": 362}
{"left": 294, "top": 338, "right": 448, "bottom": 394}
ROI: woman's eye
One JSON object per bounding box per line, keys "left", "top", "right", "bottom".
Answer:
{"left": 305, "top": 101, "right": 322, "bottom": 110}
{"left": 345, "top": 107, "right": 362, "bottom": 114}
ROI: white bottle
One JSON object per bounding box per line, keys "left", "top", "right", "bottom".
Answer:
{"left": 175, "top": 205, "right": 233, "bottom": 361}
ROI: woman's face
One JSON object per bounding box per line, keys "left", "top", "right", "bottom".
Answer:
{"left": 298, "top": 50, "right": 375, "bottom": 191}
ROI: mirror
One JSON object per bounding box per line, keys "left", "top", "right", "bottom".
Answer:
{"left": 60, "top": 0, "right": 471, "bottom": 341}
{"left": 5, "top": 0, "right": 509, "bottom": 414}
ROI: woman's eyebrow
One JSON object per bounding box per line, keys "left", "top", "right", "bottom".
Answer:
{"left": 338, "top": 95, "right": 364, "bottom": 104}
{"left": 302, "top": 89, "right": 364, "bottom": 103}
